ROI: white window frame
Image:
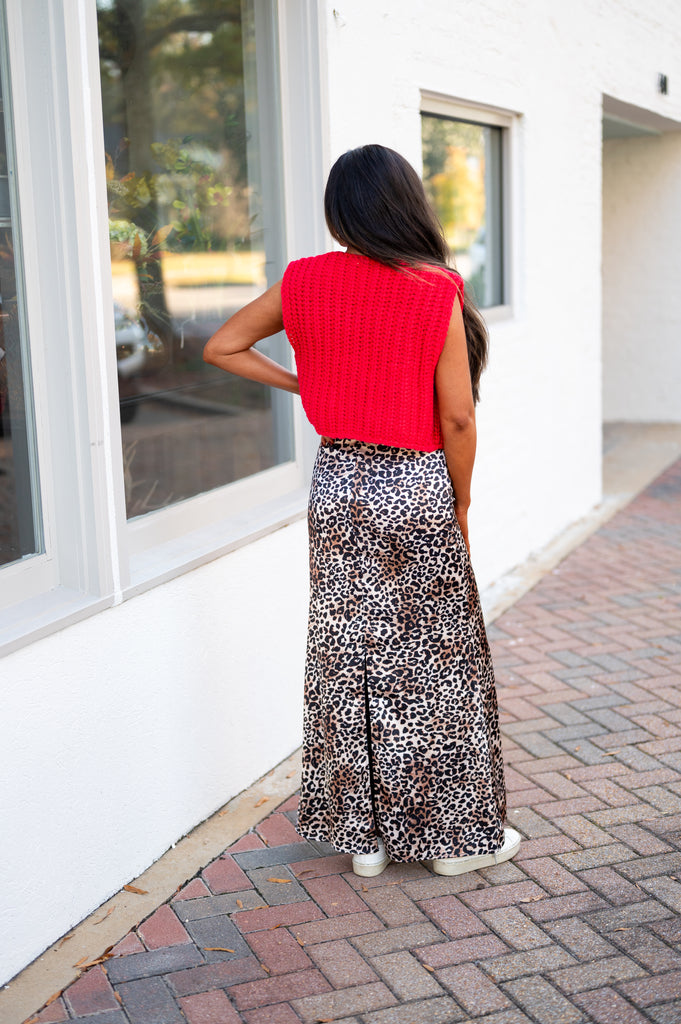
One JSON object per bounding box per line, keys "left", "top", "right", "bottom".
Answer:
{"left": 0, "top": 0, "right": 120, "bottom": 654}
{"left": 0, "top": 0, "right": 328, "bottom": 653}
{"left": 420, "top": 91, "right": 517, "bottom": 323}
{"left": 105, "top": 0, "right": 327, "bottom": 595}
{"left": 0, "top": 3, "right": 51, "bottom": 611}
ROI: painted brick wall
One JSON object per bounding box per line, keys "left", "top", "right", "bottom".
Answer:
{"left": 321, "top": 0, "right": 681, "bottom": 587}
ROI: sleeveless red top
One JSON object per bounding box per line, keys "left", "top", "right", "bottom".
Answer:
{"left": 281, "top": 251, "right": 464, "bottom": 452}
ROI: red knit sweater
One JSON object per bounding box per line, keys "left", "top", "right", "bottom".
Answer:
{"left": 281, "top": 251, "right": 464, "bottom": 452}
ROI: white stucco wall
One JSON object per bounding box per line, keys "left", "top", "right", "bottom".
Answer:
{"left": 1, "top": 522, "right": 308, "bottom": 985}
{"left": 4, "top": 0, "right": 681, "bottom": 987}
{"left": 318, "top": 0, "right": 681, "bottom": 579}
{"left": 603, "top": 132, "right": 681, "bottom": 422}
{"left": 322, "top": 0, "right": 607, "bottom": 585}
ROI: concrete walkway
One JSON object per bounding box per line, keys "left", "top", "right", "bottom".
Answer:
{"left": 23, "top": 454, "right": 681, "bottom": 1024}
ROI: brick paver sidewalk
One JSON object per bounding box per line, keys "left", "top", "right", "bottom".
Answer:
{"left": 27, "top": 458, "right": 681, "bottom": 1024}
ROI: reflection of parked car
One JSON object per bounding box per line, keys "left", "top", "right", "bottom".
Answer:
{"left": 114, "top": 304, "right": 165, "bottom": 422}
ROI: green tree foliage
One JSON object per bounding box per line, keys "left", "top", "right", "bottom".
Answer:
{"left": 421, "top": 115, "right": 486, "bottom": 251}
{"left": 97, "top": 0, "right": 250, "bottom": 337}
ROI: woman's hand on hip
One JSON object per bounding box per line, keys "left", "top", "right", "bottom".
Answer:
{"left": 203, "top": 280, "right": 299, "bottom": 394}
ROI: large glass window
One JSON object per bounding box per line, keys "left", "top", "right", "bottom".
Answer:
{"left": 0, "top": 30, "right": 41, "bottom": 569}
{"left": 97, "top": 0, "right": 292, "bottom": 520}
{"left": 422, "top": 112, "right": 504, "bottom": 308}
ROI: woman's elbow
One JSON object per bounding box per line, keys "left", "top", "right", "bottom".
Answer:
{"left": 203, "top": 337, "right": 223, "bottom": 366}
{"left": 441, "top": 407, "right": 475, "bottom": 432}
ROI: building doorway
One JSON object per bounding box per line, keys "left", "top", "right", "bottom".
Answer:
{"left": 601, "top": 95, "right": 681, "bottom": 498}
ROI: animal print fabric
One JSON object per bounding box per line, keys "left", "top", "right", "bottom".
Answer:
{"left": 298, "top": 437, "right": 506, "bottom": 862}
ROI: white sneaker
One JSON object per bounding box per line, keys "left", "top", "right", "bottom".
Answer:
{"left": 352, "top": 838, "right": 390, "bottom": 877}
{"left": 430, "top": 827, "right": 521, "bottom": 876}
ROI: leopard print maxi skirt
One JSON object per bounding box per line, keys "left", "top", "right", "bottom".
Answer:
{"left": 297, "top": 437, "right": 506, "bottom": 863}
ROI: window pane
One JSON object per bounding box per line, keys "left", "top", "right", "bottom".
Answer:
{"left": 421, "top": 113, "right": 504, "bottom": 308}
{"left": 0, "top": 27, "right": 42, "bottom": 568}
{"left": 97, "top": 0, "right": 292, "bottom": 520}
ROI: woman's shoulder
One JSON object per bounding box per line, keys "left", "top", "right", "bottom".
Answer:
{"left": 283, "top": 251, "right": 382, "bottom": 292}
{"left": 285, "top": 251, "right": 344, "bottom": 272}
{"left": 414, "top": 263, "right": 463, "bottom": 286}
{"left": 282, "top": 251, "right": 338, "bottom": 286}
{"left": 283, "top": 253, "right": 463, "bottom": 297}
{"left": 413, "top": 264, "right": 464, "bottom": 306}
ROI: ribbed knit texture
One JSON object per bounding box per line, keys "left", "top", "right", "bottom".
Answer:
{"left": 281, "top": 251, "right": 464, "bottom": 452}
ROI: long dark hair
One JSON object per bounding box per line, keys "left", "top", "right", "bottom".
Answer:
{"left": 324, "top": 144, "right": 489, "bottom": 403}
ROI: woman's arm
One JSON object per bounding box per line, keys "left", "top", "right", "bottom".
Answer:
{"left": 203, "top": 280, "right": 299, "bottom": 394}
{"left": 434, "top": 297, "right": 477, "bottom": 553}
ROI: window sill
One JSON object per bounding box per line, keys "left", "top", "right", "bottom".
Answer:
{"left": 125, "top": 487, "right": 309, "bottom": 598}
{"left": 1, "top": 491, "right": 309, "bottom": 658}
{"left": 483, "top": 304, "right": 514, "bottom": 325}
{"left": 0, "top": 588, "right": 114, "bottom": 658}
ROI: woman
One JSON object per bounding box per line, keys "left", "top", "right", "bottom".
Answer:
{"left": 204, "top": 144, "right": 519, "bottom": 878}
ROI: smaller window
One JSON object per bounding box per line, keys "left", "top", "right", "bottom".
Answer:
{"left": 421, "top": 97, "right": 510, "bottom": 309}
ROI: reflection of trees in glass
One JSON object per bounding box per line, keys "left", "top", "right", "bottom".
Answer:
{"left": 97, "top": 0, "right": 252, "bottom": 341}
{"left": 422, "top": 116, "right": 486, "bottom": 253}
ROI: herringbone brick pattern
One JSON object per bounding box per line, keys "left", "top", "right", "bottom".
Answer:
{"left": 26, "top": 458, "right": 681, "bottom": 1023}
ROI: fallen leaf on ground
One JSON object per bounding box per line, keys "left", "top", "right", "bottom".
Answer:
{"left": 424, "top": 964, "right": 435, "bottom": 972}
{"left": 115, "top": 991, "right": 123, "bottom": 1004}
{"left": 25, "top": 1017, "right": 39, "bottom": 1024}
{"left": 296, "top": 936, "right": 305, "bottom": 946}
{"left": 93, "top": 908, "right": 114, "bottom": 925}
{"left": 362, "top": 885, "right": 369, "bottom": 892}
{"left": 44, "top": 990, "right": 63, "bottom": 1007}
{"left": 204, "top": 947, "right": 235, "bottom": 952}
{"left": 604, "top": 750, "right": 621, "bottom": 756}
{"left": 296, "top": 869, "right": 314, "bottom": 877}
{"left": 519, "top": 895, "right": 545, "bottom": 903}
{"left": 286, "top": 771, "right": 297, "bottom": 778}
{"left": 74, "top": 954, "right": 113, "bottom": 969}
{"left": 57, "top": 933, "right": 74, "bottom": 947}
{"left": 262, "top": 964, "right": 271, "bottom": 973}
{"left": 267, "top": 878, "right": 292, "bottom": 884}
{"left": 123, "top": 884, "right": 148, "bottom": 895}
{"left": 236, "top": 899, "right": 243, "bottom": 908}
{"left": 270, "top": 923, "right": 283, "bottom": 930}
{"left": 254, "top": 796, "right": 269, "bottom": 808}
